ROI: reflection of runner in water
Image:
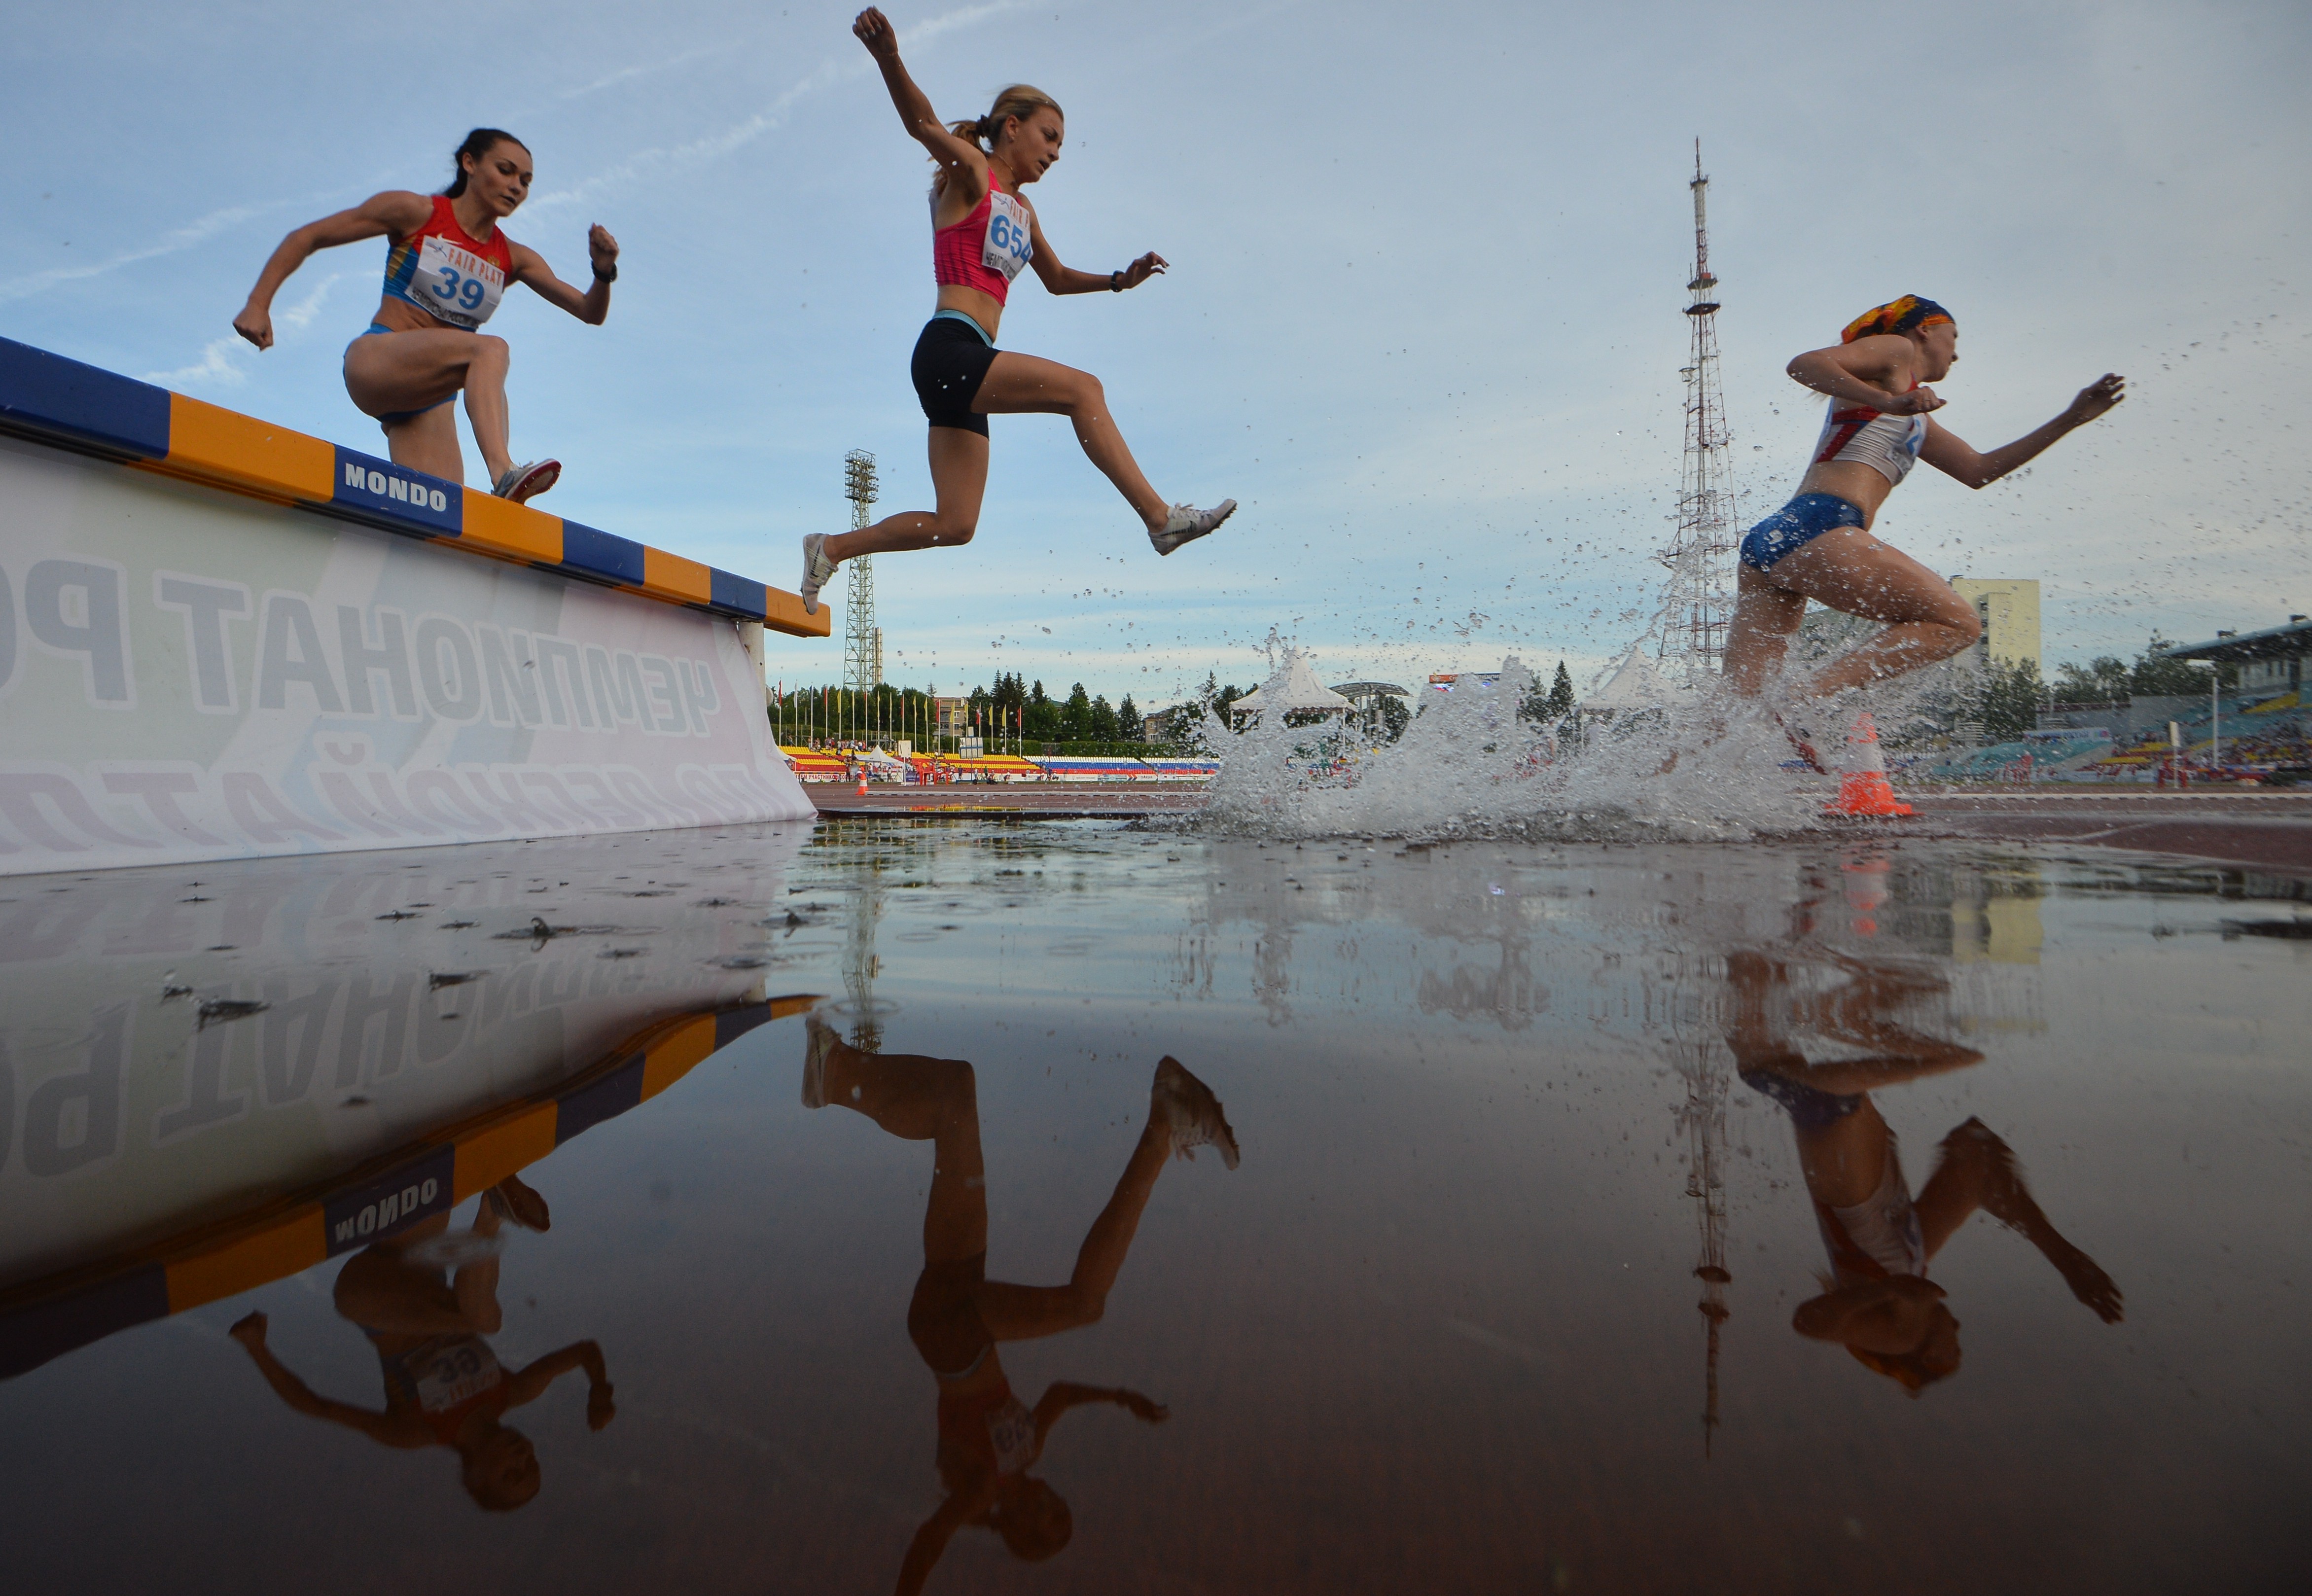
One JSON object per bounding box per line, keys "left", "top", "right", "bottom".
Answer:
{"left": 801, "top": 1017, "right": 1237, "bottom": 1592}
{"left": 1722, "top": 297, "right": 2123, "bottom": 706}
{"left": 799, "top": 9, "right": 1235, "bottom": 616}
{"left": 233, "top": 129, "right": 619, "bottom": 503}
{"left": 227, "top": 1175, "right": 614, "bottom": 1511}
{"left": 1724, "top": 949, "right": 2121, "bottom": 1393}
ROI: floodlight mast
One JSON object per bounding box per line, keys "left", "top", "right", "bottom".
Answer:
{"left": 842, "top": 450, "right": 883, "bottom": 703}
{"left": 1655, "top": 140, "right": 1738, "bottom": 686}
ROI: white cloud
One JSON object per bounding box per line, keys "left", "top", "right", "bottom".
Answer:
{"left": 141, "top": 337, "right": 248, "bottom": 389}
{"left": 0, "top": 204, "right": 267, "bottom": 305}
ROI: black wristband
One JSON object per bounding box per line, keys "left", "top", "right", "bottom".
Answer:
{"left": 592, "top": 262, "right": 618, "bottom": 284}
{"left": 1109, "top": 270, "right": 1122, "bottom": 292}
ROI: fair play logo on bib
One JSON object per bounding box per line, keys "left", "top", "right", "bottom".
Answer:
{"left": 982, "top": 192, "right": 1032, "bottom": 283}
{"left": 412, "top": 236, "right": 507, "bottom": 330}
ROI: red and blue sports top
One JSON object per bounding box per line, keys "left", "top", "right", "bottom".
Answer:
{"left": 381, "top": 195, "right": 515, "bottom": 332}
{"left": 933, "top": 171, "right": 1032, "bottom": 304}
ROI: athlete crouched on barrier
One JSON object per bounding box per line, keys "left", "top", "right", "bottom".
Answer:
{"left": 1723, "top": 296, "right": 2123, "bottom": 706}
{"left": 233, "top": 128, "right": 619, "bottom": 504}
{"left": 799, "top": 9, "right": 1236, "bottom": 615}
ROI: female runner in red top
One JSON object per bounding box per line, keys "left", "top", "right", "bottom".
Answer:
{"left": 799, "top": 9, "right": 1236, "bottom": 614}
{"left": 233, "top": 129, "right": 620, "bottom": 503}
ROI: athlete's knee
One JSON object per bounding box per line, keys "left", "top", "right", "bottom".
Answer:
{"left": 930, "top": 516, "right": 978, "bottom": 547}
{"left": 1063, "top": 370, "right": 1107, "bottom": 413}
{"left": 1932, "top": 602, "right": 1984, "bottom": 653}
{"left": 469, "top": 334, "right": 510, "bottom": 373}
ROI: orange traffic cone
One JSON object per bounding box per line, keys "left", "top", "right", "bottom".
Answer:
{"left": 1822, "top": 711, "right": 1912, "bottom": 817}
{"left": 856, "top": 770, "right": 869, "bottom": 796}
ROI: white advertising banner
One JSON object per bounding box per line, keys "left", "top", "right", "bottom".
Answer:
{"left": 0, "top": 435, "right": 813, "bottom": 876}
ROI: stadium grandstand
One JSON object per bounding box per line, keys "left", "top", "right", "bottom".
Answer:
{"left": 1923, "top": 616, "right": 2312, "bottom": 784}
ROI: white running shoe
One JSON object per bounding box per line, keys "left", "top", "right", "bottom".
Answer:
{"left": 1150, "top": 499, "right": 1236, "bottom": 556}
{"left": 801, "top": 1013, "right": 840, "bottom": 1108}
{"left": 1151, "top": 1056, "right": 1239, "bottom": 1169}
{"left": 493, "top": 459, "right": 561, "bottom": 503}
{"left": 800, "top": 533, "right": 838, "bottom": 615}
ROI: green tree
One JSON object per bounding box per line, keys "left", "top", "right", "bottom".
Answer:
{"left": 1967, "top": 656, "right": 2044, "bottom": 743}
{"left": 1089, "top": 693, "right": 1119, "bottom": 742}
{"left": 1061, "top": 682, "right": 1094, "bottom": 741}
{"left": 1546, "top": 661, "right": 1576, "bottom": 720}
{"left": 2053, "top": 655, "right": 2130, "bottom": 702}
{"left": 1024, "top": 680, "right": 1062, "bottom": 744}
{"left": 1117, "top": 694, "right": 1143, "bottom": 741}
{"left": 1377, "top": 694, "right": 1410, "bottom": 742}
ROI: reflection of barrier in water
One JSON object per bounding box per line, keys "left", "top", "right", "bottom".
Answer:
{"left": 0, "top": 338, "right": 825, "bottom": 875}
{"left": 0, "top": 823, "right": 818, "bottom": 1378}
{"left": 0, "top": 977, "right": 815, "bottom": 1380}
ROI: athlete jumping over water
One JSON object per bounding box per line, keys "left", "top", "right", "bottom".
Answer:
{"left": 800, "top": 9, "right": 1236, "bottom": 614}
{"left": 1722, "top": 296, "right": 2124, "bottom": 704}
{"left": 234, "top": 129, "right": 619, "bottom": 503}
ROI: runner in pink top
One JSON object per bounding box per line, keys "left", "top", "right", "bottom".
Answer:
{"left": 798, "top": 9, "right": 1237, "bottom": 616}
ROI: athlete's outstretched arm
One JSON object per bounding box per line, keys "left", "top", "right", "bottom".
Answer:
{"left": 509, "top": 227, "right": 619, "bottom": 325}
{"left": 853, "top": 8, "right": 985, "bottom": 191}
{"left": 501, "top": 1338, "right": 617, "bottom": 1428}
{"left": 233, "top": 191, "right": 433, "bottom": 350}
{"left": 1918, "top": 374, "right": 2126, "bottom": 489}
{"left": 1786, "top": 333, "right": 1945, "bottom": 416}
{"left": 1024, "top": 210, "right": 1166, "bottom": 296}
{"left": 1030, "top": 1381, "right": 1167, "bottom": 1450}
{"left": 227, "top": 1311, "right": 413, "bottom": 1446}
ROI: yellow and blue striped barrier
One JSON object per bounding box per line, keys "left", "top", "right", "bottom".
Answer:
{"left": 0, "top": 336, "right": 826, "bottom": 639}
{"left": 0, "top": 993, "right": 818, "bottom": 1380}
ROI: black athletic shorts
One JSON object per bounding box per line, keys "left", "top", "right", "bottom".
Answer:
{"left": 911, "top": 315, "right": 996, "bottom": 436}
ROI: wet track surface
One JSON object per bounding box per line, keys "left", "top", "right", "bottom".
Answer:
{"left": 0, "top": 819, "right": 2304, "bottom": 1594}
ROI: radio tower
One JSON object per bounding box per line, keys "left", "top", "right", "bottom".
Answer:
{"left": 1655, "top": 140, "right": 1737, "bottom": 686}
{"left": 842, "top": 450, "right": 884, "bottom": 699}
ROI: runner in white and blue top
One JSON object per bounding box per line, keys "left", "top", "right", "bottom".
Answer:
{"left": 1721, "top": 295, "right": 2125, "bottom": 704}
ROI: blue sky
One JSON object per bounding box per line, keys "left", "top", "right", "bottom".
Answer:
{"left": 6, "top": 0, "right": 2307, "bottom": 707}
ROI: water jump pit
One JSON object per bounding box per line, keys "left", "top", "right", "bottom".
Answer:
{"left": 0, "top": 813, "right": 2304, "bottom": 1593}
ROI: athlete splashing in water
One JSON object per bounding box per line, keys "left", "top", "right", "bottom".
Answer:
{"left": 234, "top": 129, "right": 619, "bottom": 504}
{"left": 1722, "top": 297, "right": 2123, "bottom": 718}
{"left": 799, "top": 9, "right": 1236, "bottom": 615}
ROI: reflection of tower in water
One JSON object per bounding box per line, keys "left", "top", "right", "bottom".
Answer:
{"left": 1675, "top": 1034, "right": 1733, "bottom": 1455}
{"left": 842, "top": 849, "right": 887, "bottom": 1053}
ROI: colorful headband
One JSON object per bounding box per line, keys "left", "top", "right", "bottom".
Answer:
{"left": 1841, "top": 295, "right": 1954, "bottom": 344}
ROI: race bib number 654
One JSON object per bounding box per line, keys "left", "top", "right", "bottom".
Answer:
{"left": 983, "top": 193, "right": 1032, "bottom": 283}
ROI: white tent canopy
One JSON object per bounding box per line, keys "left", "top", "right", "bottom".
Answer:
{"left": 1584, "top": 646, "right": 1686, "bottom": 711}
{"left": 1232, "top": 653, "right": 1356, "bottom": 718}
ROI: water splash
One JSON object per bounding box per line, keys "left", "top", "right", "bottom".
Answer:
{"left": 1183, "top": 646, "right": 1944, "bottom": 844}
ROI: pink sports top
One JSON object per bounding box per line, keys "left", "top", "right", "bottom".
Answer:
{"left": 382, "top": 195, "right": 516, "bottom": 332}
{"left": 933, "top": 172, "right": 1032, "bottom": 304}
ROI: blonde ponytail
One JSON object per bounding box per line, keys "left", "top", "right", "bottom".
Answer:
{"left": 931, "top": 85, "right": 1064, "bottom": 190}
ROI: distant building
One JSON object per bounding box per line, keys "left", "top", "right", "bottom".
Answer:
{"left": 932, "top": 695, "right": 969, "bottom": 740}
{"left": 1949, "top": 578, "right": 2042, "bottom": 671}
{"left": 2163, "top": 615, "right": 2310, "bottom": 698}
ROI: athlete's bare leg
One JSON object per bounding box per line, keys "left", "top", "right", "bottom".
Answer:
{"left": 1915, "top": 1118, "right": 2123, "bottom": 1319}
{"left": 971, "top": 352, "right": 1169, "bottom": 531}
{"left": 1722, "top": 527, "right": 1982, "bottom": 698}
{"left": 343, "top": 328, "right": 516, "bottom": 485}
{"left": 826, "top": 426, "right": 990, "bottom": 566}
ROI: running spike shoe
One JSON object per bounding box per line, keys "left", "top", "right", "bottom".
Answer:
{"left": 492, "top": 459, "right": 561, "bottom": 503}
{"left": 1151, "top": 1056, "right": 1240, "bottom": 1169}
{"left": 1150, "top": 499, "right": 1236, "bottom": 556}
{"left": 800, "top": 533, "right": 838, "bottom": 616}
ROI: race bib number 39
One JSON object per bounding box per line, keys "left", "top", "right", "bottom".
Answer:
{"left": 982, "top": 192, "right": 1032, "bottom": 283}
{"left": 412, "top": 236, "right": 507, "bottom": 329}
